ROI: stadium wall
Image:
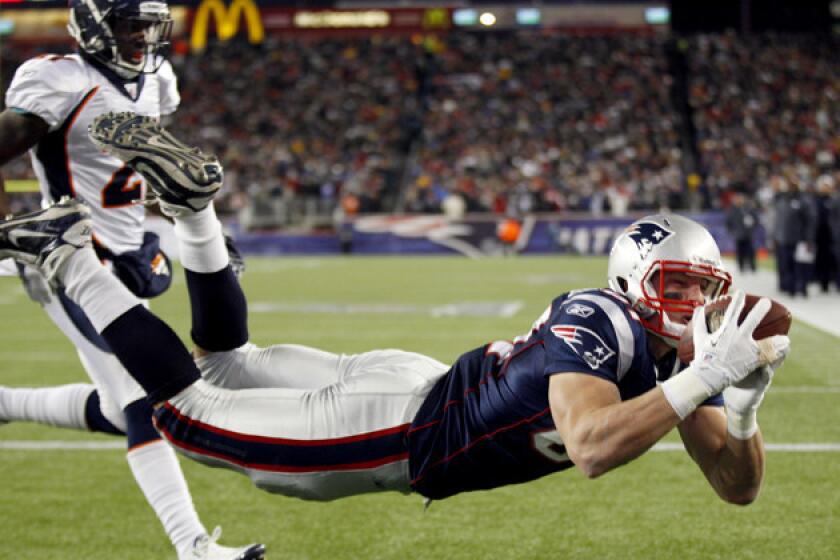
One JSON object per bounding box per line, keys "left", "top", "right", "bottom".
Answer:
{"left": 226, "top": 212, "right": 763, "bottom": 257}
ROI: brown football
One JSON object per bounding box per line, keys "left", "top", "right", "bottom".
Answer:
{"left": 677, "top": 293, "right": 792, "bottom": 364}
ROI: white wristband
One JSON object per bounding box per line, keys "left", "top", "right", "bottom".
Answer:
{"left": 726, "top": 407, "right": 758, "bottom": 440}
{"left": 661, "top": 366, "right": 714, "bottom": 420}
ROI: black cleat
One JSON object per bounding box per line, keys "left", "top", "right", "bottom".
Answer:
{"left": 0, "top": 198, "right": 91, "bottom": 287}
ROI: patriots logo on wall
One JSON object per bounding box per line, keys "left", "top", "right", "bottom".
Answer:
{"left": 551, "top": 325, "right": 616, "bottom": 370}
{"left": 626, "top": 222, "right": 673, "bottom": 260}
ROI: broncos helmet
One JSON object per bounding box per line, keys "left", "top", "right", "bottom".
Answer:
{"left": 68, "top": 0, "right": 172, "bottom": 79}
{"left": 607, "top": 214, "right": 732, "bottom": 345}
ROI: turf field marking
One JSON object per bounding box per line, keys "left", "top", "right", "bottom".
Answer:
{"left": 652, "top": 442, "right": 840, "bottom": 452}
{"left": 771, "top": 386, "right": 840, "bottom": 394}
{"left": 0, "top": 441, "right": 125, "bottom": 450}
{"left": 244, "top": 260, "right": 326, "bottom": 272}
{"left": 0, "top": 351, "right": 76, "bottom": 361}
{"left": 3, "top": 441, "right": 840, "bottom": 451}
{"left": 249, "top": 301, "right": 524, "bottom": 318}
{"left": 523, "top": 273, "right": 597, "bottom": 285}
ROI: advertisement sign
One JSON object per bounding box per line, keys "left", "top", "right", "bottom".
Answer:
{"left": 190, "top": 0, "right": 264, "bottom": 51}
{"left": 232, "top": 213, "right": 752, "bottom": 257}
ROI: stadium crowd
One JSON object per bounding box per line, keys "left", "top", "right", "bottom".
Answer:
{"left": 3, "top": 30, "right": 840, "bottom": 288}
{"left": 404, "top": 32, "right": 684, "bottom": 216}
{"left": 688, "top": 33, "right": 840, "bottom": 200}
{"left": 170, "top": 37, "right": 427, "bottom": 224}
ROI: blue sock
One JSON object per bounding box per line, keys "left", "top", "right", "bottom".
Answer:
{"left": 83, "top": 390, "right": 125, "bottom": 436}
{"left": 185, "top": 268, "right": 248, "bottom": 351}
{"left": 101, "top": 305, "right": 200, "bottom": 403}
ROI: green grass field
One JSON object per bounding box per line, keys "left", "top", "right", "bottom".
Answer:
{"left": 1, "top": 256, "right": 839, "bottom": 560}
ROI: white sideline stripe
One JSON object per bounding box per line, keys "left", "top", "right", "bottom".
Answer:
{"left": 2, "top": 440, "right": 840, "bottom": 452}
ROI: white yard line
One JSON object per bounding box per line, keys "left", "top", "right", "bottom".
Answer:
{"left": 652, "top": 442, "right": 840, "bottom": 452}
{"left": 771, "top": 386, "right": 840, "bottom": 394}
{"left": 2, "top": 440, "right": 840, "bottom": 451}
{"left": 249, "top": 300, "right": 524, "bottom": 318}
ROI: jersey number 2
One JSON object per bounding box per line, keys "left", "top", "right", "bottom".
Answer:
{"left": 102, "top": 166, "right": 143, "bottom": 208}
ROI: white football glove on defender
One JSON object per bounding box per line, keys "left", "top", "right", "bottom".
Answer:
{"left": 662, "top": 290, "right": 791, "bottom": 420}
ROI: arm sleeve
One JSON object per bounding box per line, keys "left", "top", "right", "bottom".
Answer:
{"left": 5, "top": 57, "right": 87, "bottom": 130}
{"left": 156, "top": 60, "right": 180, "bottom": 116}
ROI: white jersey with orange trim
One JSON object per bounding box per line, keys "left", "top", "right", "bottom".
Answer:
{"left": 5, "top": 53, "right": 179, "bottom": 255}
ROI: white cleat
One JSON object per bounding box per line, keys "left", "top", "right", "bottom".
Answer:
{"left": 0, "top": 198, "right": 92, "bottom": 287}
{"left": 182, "top": 527, "right": 266, "bottom": 560}
{"left": 89, "top": 111, "right": 223, "bottom": 217}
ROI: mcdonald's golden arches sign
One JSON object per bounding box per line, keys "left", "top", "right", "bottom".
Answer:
{"left": 190, "top": 0, "right": 265, "bottom": 52}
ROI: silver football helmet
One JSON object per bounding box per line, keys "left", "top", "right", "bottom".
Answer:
{"left": 607, "top": 214, "right": 732, "bottom": 345}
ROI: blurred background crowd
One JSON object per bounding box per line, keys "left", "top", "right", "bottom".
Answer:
{"left": 2, "top": 25, "right": 840, "bottom": 293}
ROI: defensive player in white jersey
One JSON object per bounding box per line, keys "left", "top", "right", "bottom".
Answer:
{"left": 0, "top": 115, "right": 791, "bottom": 519}
{"left": 0, "top": 2, "right": 264, "bottom": 559}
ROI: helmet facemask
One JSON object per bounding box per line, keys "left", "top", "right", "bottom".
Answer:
{"left": 636, "top": 260, "right": 731, "bottom": 344}
{"left": 69, "top": 0, "right": 172, "bottom": 79}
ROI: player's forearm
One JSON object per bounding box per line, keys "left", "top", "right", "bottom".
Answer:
{"left": 707, "top": 432, "right": 765, "bottom": 504}
{"left": 679, "top": 409, "right": 765, "bottom": 505}
{"left": 694, "top": 429, "right": 765, "bottom": 504}
{"left": 560, "top": 388, "right": 681, "bottom": 478}
{"left": 0, "top": 109, "right": 49, "bottom": 165}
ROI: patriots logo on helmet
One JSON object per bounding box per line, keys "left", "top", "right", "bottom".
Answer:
{"left": 551, "top": 325, "right": 616, "bottom": 370}
{"left": 626, "top": 222, "right": 673, "bottom": 260}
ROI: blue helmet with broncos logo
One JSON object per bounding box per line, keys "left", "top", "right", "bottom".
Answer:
{"left": 68, "top": 0, "right": 173, "bottom": 79}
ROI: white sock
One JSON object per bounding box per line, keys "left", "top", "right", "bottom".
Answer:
{"left": 173, "top": 203, "right": 229, "bottom": 273}
{"left": 0, "top": 383, "right": 93, "bottom": 429}
{"left": 61, "top": 249, "right": 141, "bottom": 332}
{"left": 126, "top": 440, "right": 207, "bottom": 558}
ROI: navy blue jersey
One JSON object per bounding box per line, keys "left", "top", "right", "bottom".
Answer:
{"left": 407, "top": 288, "right": 722, "bottom": 500}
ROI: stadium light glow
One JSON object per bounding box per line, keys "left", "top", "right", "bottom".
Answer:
{"left": 516, "top": 8, "right": 541, "bottom": 26}
{"left": 479, "top": 12, "right": 496, "bottom": 26}
{"left": 452, "top": 8, "right": 477, "bottom": 26}
{"left": 644, "top": 7, "right": 670, "bottom": 25}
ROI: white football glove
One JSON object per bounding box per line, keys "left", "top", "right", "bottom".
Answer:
{"left": 723, "top": 345, "right": 786, "bottom": 439}
{"left": 662, "top": 290, "right": 791, "bottom": 419}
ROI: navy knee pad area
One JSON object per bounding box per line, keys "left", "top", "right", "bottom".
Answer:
{"left": 185, "top": 268, "right": 249, "bottom": 352}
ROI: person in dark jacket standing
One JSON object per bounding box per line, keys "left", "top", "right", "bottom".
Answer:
{"left": 828, "top": 174, "right": 840, "bottom": 291}
{"left": 772, "top": 178, "right": 817, "bottom": 297}
{"left": 814, "top": 176, "right": 837, "bottom": 293}
{"left": 726, "top": 191, "right": 759, "bottom": 273}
